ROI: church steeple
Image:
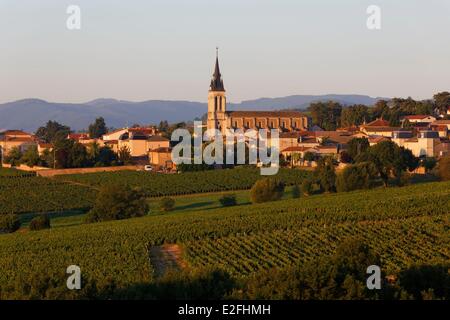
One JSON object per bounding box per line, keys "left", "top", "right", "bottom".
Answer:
{"left": 210, "top": 47, "right": 225, "bottom": 91}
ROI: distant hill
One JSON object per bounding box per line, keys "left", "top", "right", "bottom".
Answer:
{"left": 0, "top": 94, "right": 387, "bottom": 132}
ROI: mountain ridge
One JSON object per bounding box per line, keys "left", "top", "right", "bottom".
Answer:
{"left": 0, "top": 94, "right": 388, "bottom": 132}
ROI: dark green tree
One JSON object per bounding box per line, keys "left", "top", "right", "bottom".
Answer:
{"left": 433, "top": 91, "right": 450, "bottom": 114}
{"left": 85, "top": 184, "right": 149, "bottom": 223}
{"left": 21, "top": 146, "right": 40, "bottom": 167}
{"left": 315, "top": 157, "right": 336, "bottom": 193}
{"left": 88, "top": 117, "right": 107, "bottom": 139}
{"left": 340, "top": 104, "right": 369, "bottom": 127}
{"left": 347, "top": 137, "right": 370, "bottom": 162}
{"left": 308, "top": 101, "right": 342, "bottom": 130}
{"left": 35, "top": 121, "right": 70, "bottom": 143}
{"left": 3, "top": 147, "right": 22, "bottom": 166}
{"left": 250, "top": 178, "right": 285, "bottom": 203}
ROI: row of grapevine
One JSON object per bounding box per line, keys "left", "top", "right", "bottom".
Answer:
{"left": 0, "top": 181, "right": 448, "bottom": 298}
{"left": 55, "top": 167, "right": 310, "bottom": 197}
{"left": 184, "top": 215, "right": 450, "bottom": 276}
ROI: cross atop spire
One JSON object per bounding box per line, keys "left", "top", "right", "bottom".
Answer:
{"left": 210, "top": 48, "right": 225, "bottom": 92}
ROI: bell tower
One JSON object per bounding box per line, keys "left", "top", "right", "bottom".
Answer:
{"left": 207, "top": 48, "right": 226, "bottom": 133}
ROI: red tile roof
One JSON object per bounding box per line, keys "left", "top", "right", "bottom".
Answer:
{"left": 281, "top": 146, "right": 311, "bottom": 152}
{"left": 363, "top": 118, "right": 390, "bottom": 127}
{"left": 227, "top": 111, "right": 307, "bottom": 118}
{"left": 402, "top": 115, "right": 433, "bottom": 120}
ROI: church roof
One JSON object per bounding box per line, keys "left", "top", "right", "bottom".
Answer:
{"left": 209, "top": 49, "right": 225, "bottom": 92}
{"left": 226, "top": 111, "right": 306, "bottom": 118}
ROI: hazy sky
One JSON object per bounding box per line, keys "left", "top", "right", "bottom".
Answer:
{"left": 1, "top": 0, "right": 449, "bottom": 104}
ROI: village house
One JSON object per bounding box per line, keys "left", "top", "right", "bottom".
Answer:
{"left": 401, "top": 115, "right": 437, "bottom": 124}
{"left": 148, "top": 147, "right": 174, "bottom": 169}
{"left": 392, "top": 130, "right": 441, "bottom": 158}
{"left": 359, "top": 118, "right": 402, "bottom": 137}
{"left": 101, "top": 127, "right": 168, "bottom": 157}
{"left": 0, "top": 130, "right": 38, "bottom": 159}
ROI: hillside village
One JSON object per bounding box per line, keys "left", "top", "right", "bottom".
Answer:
{"left": 1, "top": 109, "right": 449, "bottom": 174}
{"left": 1, "top": 55, "right": 449, "bottom": 174}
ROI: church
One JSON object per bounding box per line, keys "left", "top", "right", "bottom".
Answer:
{"left": 207, "top": 51, "right": 310, "bottom": 135}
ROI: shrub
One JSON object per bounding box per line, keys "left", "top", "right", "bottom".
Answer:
{"left": 339, "top": 150, "right": 352, "bottom": 164}
{"left": 85, "top": 184, "right": 149, "bottom": 223}
{"left": 160, "top": 197, "right": 175, "bottom": 212}
{"left": 315, "top": 157, "right": 336, "bottom": 193}
{"left": 336, "top": 162, "right": 376, "bottom": 192}
{"left": 301, "top": 178, "right": 315, "bottom": 196}
{"left": 250, "top": 178, "right": 284, "bottom": 204}
{"left": 29, "top": 214, "right": 51, "bottom": 231}
{"left": 422, "top": 157, "right": 437, "bottom": 172}
{"left": 437, "top": 156, "right": 450, "bottom": 181}
{"left": 291, "top": 185, "right": 300, "bottom": 198}
{"left": 303, "top": 152, "right": 316, "bottom": 162}
{"left": 0, "top": 214, "right": 21, "bottom": 233}
{"left": 219, "top": 194, "right": 237, "bottom": 207}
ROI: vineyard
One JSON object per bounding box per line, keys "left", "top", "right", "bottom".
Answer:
{"left": 0, "top": 176, "right": 95, "bottom": 215}
{"left": 0, "top": 168, "right": 309, "bottom": 215}
{"left": 0, "top": 180, "right": 448, "bottom": 299}
{"left": 0, "top": 168, "right": 36, "bottom": 177}
{"left": 55, "top": 167, "right": 310, "bottom": 197}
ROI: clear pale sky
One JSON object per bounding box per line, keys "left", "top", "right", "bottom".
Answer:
{"left": 0, "top": 0, "right": 449, "bottom": 104}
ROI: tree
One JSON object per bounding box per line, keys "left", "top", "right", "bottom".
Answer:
{"left": 96, "top": 146, "right": 117, "bottom": 166}
{"left": 29, "top": 214, "right": 51, "bottom": 231}
{"left": 250, "top": 178, "right": 284, "bottom": 203}
{"left": 21, "top": 146, "right": 40, "bottom": 167}
{"left": 117, "top": 146, "right": 132, "bottom": 165}
{"left": 301, "top": 177, "right": 315, "bottom": 196}
{"left": 0, "top": 214, "right": 21, "bottom": 233}
{"left": 291, "top": 185, "right": 300, "bottom": 198}
{"left": 315, "top": 157, "right": 336, "bottom": 193}
{"left": 219, "top": 194, "right": 237, "bottom": 207}
{"left": 347, "top": 137, "right": 370, "bottom": 162}
{"left": 3, "top": 147, "right": 22, "bottom": 166}
{"left": 308, "top": 101, "right": 342, "bottom": 131}
{"left": 303, "top": 152, "right": 316, "bottom": 162}
{"left": 433, "top": 91, "right": 450, "bottom": 114}
{"left": 35, "top": 121, "right": 70, "bottom": 143}
{"left": 371, "top": 100, "right": 389, "bottom": 120}
{"left": 339, "top": 150, "right": 352, "bottom": 164}
{"left": 336, "top": 162, "right": 377, "bottom": 192}
{"left": 68, "top": 143, "right": 89, "bottom": 168}
{"left": 421, "top": 157, "right": 437, "bottom": 172}
{"left": 85, "top": 185, "right": 149, "bottom": 223}
{"left": 365, "top": 141, "right": 418, "bottom": 186}
{"left": 340, "top": 104, "right": 369, "bottom": 127}
{"left": 88, "top": 117, "right": 107, "bottom": 139}
{"left": 159, "top": 197, "right": 175, "bottom": 211}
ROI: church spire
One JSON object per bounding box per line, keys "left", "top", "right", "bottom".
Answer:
{"left": 210, "top": 47, "right": 225, "bottom": 91}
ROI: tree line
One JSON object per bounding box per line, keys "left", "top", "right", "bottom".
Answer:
{"left": 307, "top": 91, "right": 450, "bottom": 130}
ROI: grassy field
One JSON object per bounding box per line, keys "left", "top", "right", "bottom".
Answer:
{"left": 0, "top": 180, "right": 448, "bottom": 299}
